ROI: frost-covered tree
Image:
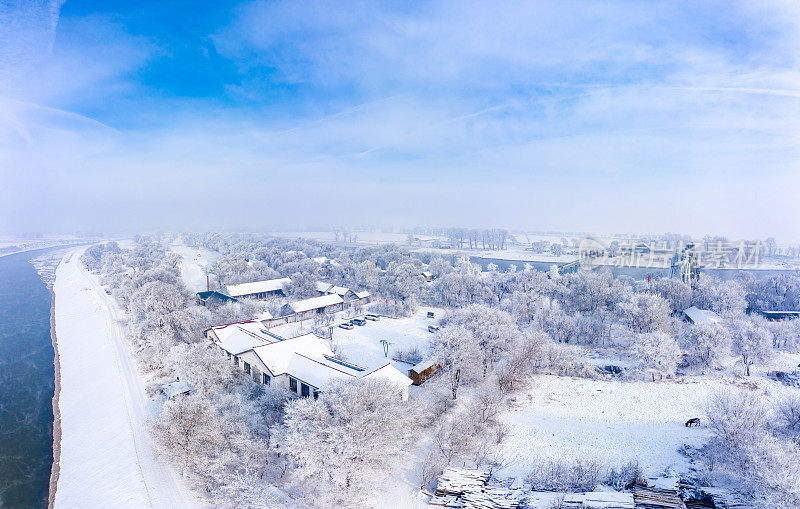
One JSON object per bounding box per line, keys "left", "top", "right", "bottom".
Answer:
{"left": 632, "top": 331, "right": 681, "bottom": 380}
{"left": 510, "top": 290, "right": 548, "bottom": 324}
{"left": 431, "top": 325, "right": 480, "bottom": 399}
{"left": 679, "top": 323, "right": 731, "bottom": 370}
{"left": 381, "top": 260, "right": 426, "bottom": 304}
{"left": 730, "top": 319, "right": 773, "bottom": 376}
{"left": 284, "top": 270, "right": 318, "bottom": 300}
{"left": 445, "top": 304, "right": 518, "bottom": 376}
{"left": 704, "top": 391, "right": 800, "bottom": 508}
{"left": 354, "top": 260, "right": 380, "bottom": 291}
{"left": 427, "top": 256, "right": 453, "bottom": 278}
{"left": 693, "top": 278, "right": 747, "bottom": 317}
{"left": 560, "top": 269, "right": 628, "bottom": 314}
{"left": 651, "top": 277, "right": 693, "bottom": 313}
{"left": 152, "top": 395, "right": 224, "bottom": 472}
{"left": 275, "top": 379, "right": 421, "bottom": 507}
{"left": 617, "top": 293, "right": 672, "bottom": 334}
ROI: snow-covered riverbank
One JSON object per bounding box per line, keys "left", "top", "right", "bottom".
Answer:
{"left": 52, "top": 248, "right": 203, "bottom": 508}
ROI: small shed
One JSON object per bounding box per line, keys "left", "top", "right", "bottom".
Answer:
{"left": 421, "top": 271, "right": 433, "bottom": 282}
{"left": 409, "top": 358, "right": 440, "bottom": 385}
{"left": 160, "top": 380, "right": 193, "bottom": 399}
{"left": 354, "top": 290, "right": 371, "bottom": 303}
{"left": 683, "top": 306, "right": 721, "bottom": 325}
{"left": 196, "top": 290, "right": 238, "bottom": 306}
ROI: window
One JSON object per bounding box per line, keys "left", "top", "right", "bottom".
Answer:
{"left": 262, "top": 373, "right": 270, "bottom": 385}
{"left": 243, "top": 362, "right": 251, "bottom": 375}
{"left": 289, "top": 377, "right": 298, "bottom": 393}
{"left": 233, "top": 355, "right": 239, "bottom": 366}
{"left": 313, "top": 391, "right": 319, "bottom": 400}
{"left": 226, "top": 351, "right": 231, "bottom": 359}
{"left": 301, "top": 383, "right": 310, "bottom": 397}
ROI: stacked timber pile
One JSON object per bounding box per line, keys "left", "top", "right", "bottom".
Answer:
{"left": 562, "top": 491, "right": 635, "bottom": 508}
{"left": 633, "top": 479, "right": 685, "bottom": 509}
{"left": 461, "top": 485, "right": 520, "bottom": 509}
{"left": 430, "top": 468, "right": 520, "bottom": 509}
{"left": 436, "top": 468, "right": 490, "bottom": 496}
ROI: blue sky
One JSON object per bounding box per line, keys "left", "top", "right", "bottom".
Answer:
{"left": 1, "top": 1, "right": 799, "bottom": 239}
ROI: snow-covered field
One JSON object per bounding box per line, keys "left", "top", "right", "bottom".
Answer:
{"left": 171, "top": 243, "right": 221, "bottom": 292}
{"left": 497, "top": 375, "right": 776, "bottom": 481}
{"left": 53, "top": 248, "right": 203, "bottom": 508}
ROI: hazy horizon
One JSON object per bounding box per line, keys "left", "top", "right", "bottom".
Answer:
{"left": 1, "top": 1, "right": 799, "bottom": 241}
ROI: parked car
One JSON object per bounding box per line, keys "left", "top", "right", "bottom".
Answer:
{"left": 351, "top": 317, "right": 367, "bottom": 326}
{"left": 339, "top": 322, "right": 354, "bottom": 330}
{"left": 428, "top": 325, "right": 440, "bottom": 333}
{"left": 427, "top": 311, "right": 435, "bottom": 318}
{"left": 365, "top": 314, "right": 380, "bottom": 321}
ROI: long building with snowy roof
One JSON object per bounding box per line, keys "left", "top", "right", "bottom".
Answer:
{"left": 207, "top": 324, "right": 411, "bottom": 400}
{"left": 224, "top": 277, "right": 291, "bottom": 299}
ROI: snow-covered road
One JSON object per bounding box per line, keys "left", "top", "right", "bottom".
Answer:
{"left": 53, "top": 248, "right": 204, "bottom": 508}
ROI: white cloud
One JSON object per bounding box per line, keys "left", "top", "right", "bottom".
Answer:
{"left": 0, "top": 0, "right": 799, "bottom": 240}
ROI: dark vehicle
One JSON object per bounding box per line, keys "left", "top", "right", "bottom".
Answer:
{"left": 339, "top": 322, "right": 354, "bottom": 330}
{"left": 428, "top": 325, "right": 440, "bottom": 333}
{"left": 365, "top": 314, "right": 380, "bottom": 321}
{"left": 427, "top": 311, "right": 435, "bottom": 318}
{"left": 351, "top": 317, "right": 367, "bottom": 326}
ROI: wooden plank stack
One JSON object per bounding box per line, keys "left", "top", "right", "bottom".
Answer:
{"left": 435, "top": 468, "right": 490, "bottom": 497}
{"left": 562, "top": 491, "right": 635, "bottom": 508}
{"left": 431, "top": 468, "right": 520, "bottom": 509}
{"left": 632, "top": 483, "right": 685, "bottom": 509}
{"left": 461, "top": 487, "right": 519, "bottom": 509}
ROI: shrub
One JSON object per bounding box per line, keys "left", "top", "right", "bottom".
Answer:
{"left": 525, "top": 457, "right": 603, "bottom": 492}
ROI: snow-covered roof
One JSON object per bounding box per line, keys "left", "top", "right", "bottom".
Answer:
{"left": 421, "top": 271, "right": 433, "bottom": 277}
{"left": 208, "top": 320, "right": 279, "bottom": 354}
{"left": 257, "top": 310, "right": 273, "bottom": 321}
{"left": 160, "top": 381, "right": 193, "bottom": 399}
{"left": 250, "top": 333, "right": 412, "bottom": 391}
{"left": 290, "top": 294, "right": 343, "bottom": 313}
{"left": 252, "top": 333, "right": 333, "bottom": 376}
{"left": 410, "top": 358, "right": 437, "bottom": 373}
{"left": 354, "top": 290, "right": 370, "bottom": 299}
{"left": 362, "top": 363, "right": 413, "bottom": 388}
{"left": 329, "top": 286, "right": 351, "bottom": 297}
{"left": 316, "top": 281, "right": 334, "bottom": 293}
{"left": 225, "top": 277, "right": 291, "bottom": 297}
{"left": 283, "top": 354, "right": 360, "bottom": 389}
{"left": 683, "top": 306, "right": 721, "bottom": 325}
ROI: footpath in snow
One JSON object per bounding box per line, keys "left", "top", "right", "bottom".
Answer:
{"left": 53, "top": 248, "right": 202, "bottom": 508}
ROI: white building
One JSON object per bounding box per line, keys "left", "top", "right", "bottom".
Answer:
{"left": 683, "top": 306, "right": 722, "bottom": 325}
{"left": 208, "top": 326, "right": 412, "bottom": 400}
{"left": 225, "top": 277, "right": 291, "bottom": 300}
